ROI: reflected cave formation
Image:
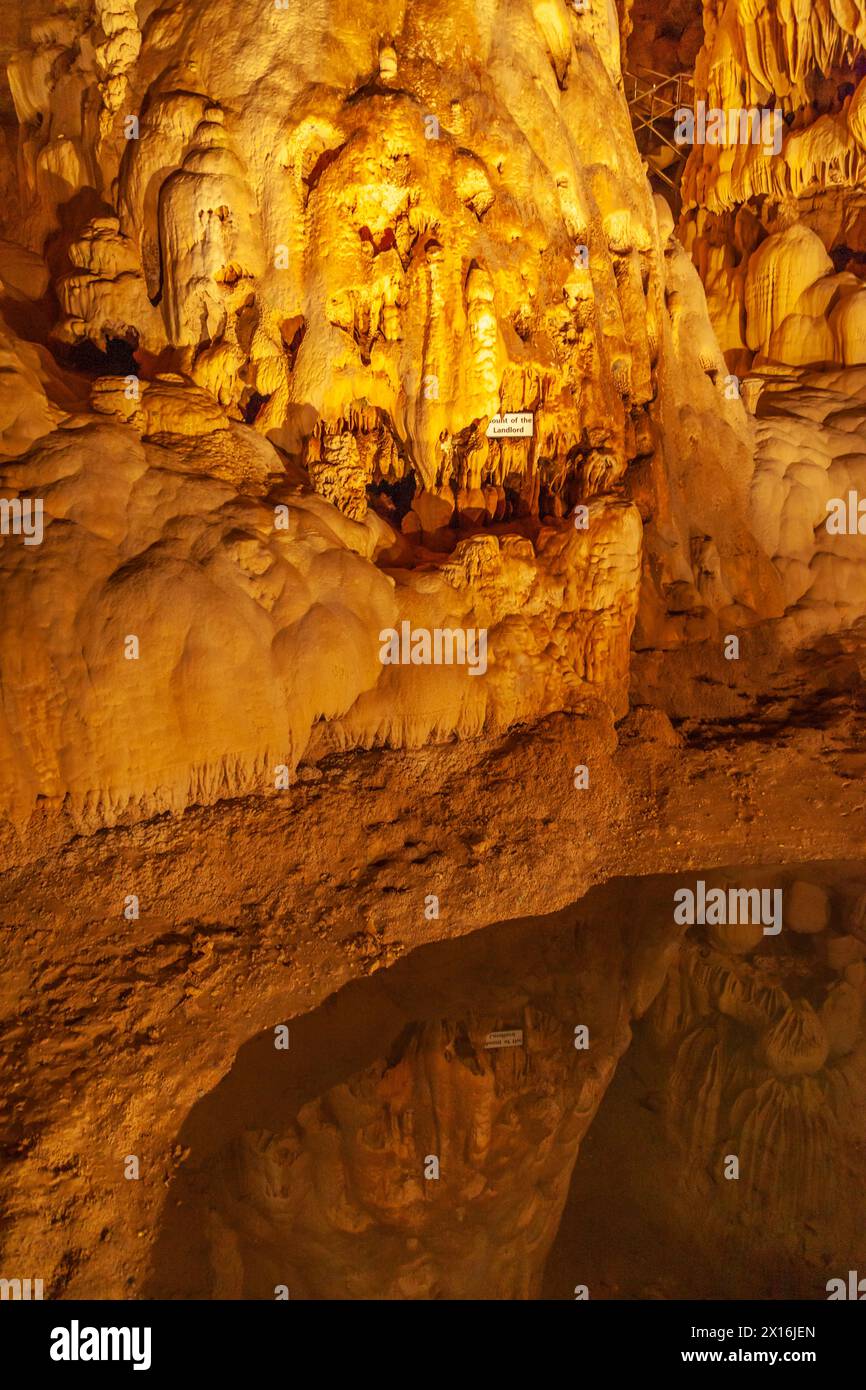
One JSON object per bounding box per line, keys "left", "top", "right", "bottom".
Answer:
{"left": 148, "top": 865, "right": 866, "bottom": 1300}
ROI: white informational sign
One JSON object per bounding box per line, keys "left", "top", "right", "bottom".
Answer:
{"left": 485, "top": 412, "right": 534, "bottom": 439}
{"left": 483, "top": 1029, "right": 524, "bottom": 1049}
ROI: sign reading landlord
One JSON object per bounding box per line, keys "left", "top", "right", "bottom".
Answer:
{"left": 483, "top": 1029, "right": 524, "bottom": 1049}
{"left": 485, "top": 412, "right": 534, "bottom": 439}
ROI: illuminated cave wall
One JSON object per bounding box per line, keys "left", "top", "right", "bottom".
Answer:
{"left": 0, "top": 0, "right": 784, "bottom": 831}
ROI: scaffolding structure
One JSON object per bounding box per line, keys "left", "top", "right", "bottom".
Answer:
{"left": 624, "top": 65, "right": 695, "bottom": 193}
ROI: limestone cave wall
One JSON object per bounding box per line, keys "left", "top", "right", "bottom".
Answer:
{"left": 0, "top": 0, "right": 865, "bottom": 1308}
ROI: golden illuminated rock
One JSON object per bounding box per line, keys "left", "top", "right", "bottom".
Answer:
{"left": 681, "top": 0, "right": 866, "bottom": 371}
{"left": 2, "top": 0, "right": 866, "bottom": 1312}
{"left": 0, "top": 0, "right": 785, "bottom": 828}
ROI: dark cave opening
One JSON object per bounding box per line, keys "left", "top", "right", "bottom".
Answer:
{"left": 66, "top": 334, "right": 140, "bottom": 377}
{"left": 145, "top": 863, "right": 866, "bottom": 1301}
{"left": 242, "top": 390, "right": 270, "bottom": 425}
{"left": 367, "top": 470, "right": 417, "bottom": 524}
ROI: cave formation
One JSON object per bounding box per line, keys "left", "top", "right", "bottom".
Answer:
{"left": 1, "top": 0, "right": 866, "bottom": 1303}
